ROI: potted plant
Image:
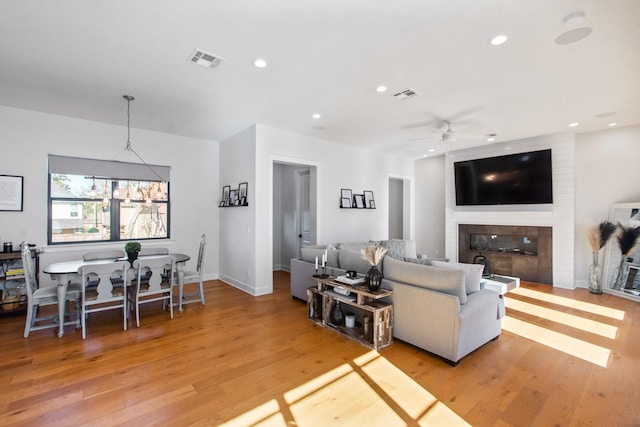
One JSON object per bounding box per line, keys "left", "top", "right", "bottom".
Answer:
{"left": 124, "top": 241, "right": 141, "bottom": 264}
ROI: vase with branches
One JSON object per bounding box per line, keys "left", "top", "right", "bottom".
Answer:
{"left": 610, "top": 223, "right": 640, "bottom": 291}
{"left": 361, "top": 244, "right": 387, "bottom": 291}
{"left": 587, "top": 221, "right": 617, "bottom": 294}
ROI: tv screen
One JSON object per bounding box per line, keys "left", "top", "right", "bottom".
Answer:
{"left": 454, "top": 149, "right": 553, "bottom": 206}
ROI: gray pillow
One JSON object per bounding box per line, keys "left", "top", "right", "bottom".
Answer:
{"left": 430, "top": 260, "right": 483, "bottom": 294}
{"left": 380, "top": 239, "right": 417, "bottom": 260}
{"left": 383, "top": 256, "right": 467, "bottom": 304}
{"left": 338, "top": 248, "right": 373, "bottom": 275}
{"left": 404, "top": 257, "right": 431, "bottom": 266}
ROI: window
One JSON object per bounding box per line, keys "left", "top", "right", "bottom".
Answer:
{"left": 48, "top": 155, "right": 171, "bottom": 244}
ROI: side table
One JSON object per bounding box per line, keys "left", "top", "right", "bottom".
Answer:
{"left": 307, "top": 277, "right": 393, "bottom": 350}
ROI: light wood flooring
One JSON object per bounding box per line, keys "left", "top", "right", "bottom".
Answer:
{"left": 1, "top": 272, "right": 639, "bottom": 426}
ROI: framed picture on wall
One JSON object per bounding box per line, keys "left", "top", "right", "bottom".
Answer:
{"left": 354, "top": 194, "right": 365, "bottom": 209}
{"left": 0, "top": 175, "right": 23, "bottom": 211}
{"left": 239, "top": 182, "right": 248, "bottom": 200}
{"left": 222, "top": 185, "right": 230, "bottom": 206}
{"left": 363, "top": 190, "right": 374, "bottom": 209}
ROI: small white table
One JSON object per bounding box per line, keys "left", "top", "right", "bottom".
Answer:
{"left": 43, "top": 253, "right": 190, "bottom": 337}
{"left": 481, "top": 274, "right": 520, "bottom": 296}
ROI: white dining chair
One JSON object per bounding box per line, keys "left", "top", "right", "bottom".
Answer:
{"left": 175, "top": 234, "right": 206, "bottom": 309}
{"left": 22, "top": 242, "right": 82, "bottom": 338}
{"left": 128, "top": 255, "right": 174, "bottom": 327}
{"left": 78, "top": 260, "right": 130, "bottom": 339}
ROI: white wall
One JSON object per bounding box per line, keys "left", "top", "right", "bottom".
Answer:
{"left": 241, "top": 124, "right": 413, "bottom": 296}
{"left": 0, "top": 106, "right": 220, "bottom": 287}
{"left": 414, "top": 155, "right": 446, "bottom": 259}
{"left": 218, "top": 126, "right": 256, "bottom": 294}
{"left": 574, "top": 124, "right": 640, "bottom": 287}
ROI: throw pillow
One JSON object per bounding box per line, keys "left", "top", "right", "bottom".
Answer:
{"left": 430, "top": 260, "right": 483, "bottom": 294}
{"left": 404, "top": 257, "right": 432, "bottom": 266}
{"left": 380, "top": 239, "right": 417, "bottom": 260}
{"left": 339, "top": 248, "right": 376, "bottom": 275}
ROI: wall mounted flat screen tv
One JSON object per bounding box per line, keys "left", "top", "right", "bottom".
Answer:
{"left": 454, "top": 149, "right": 553, "bottom": 206}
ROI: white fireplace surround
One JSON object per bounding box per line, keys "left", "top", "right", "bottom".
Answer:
{"left": 444, "top": 133, "right": 575, "bottom": 289}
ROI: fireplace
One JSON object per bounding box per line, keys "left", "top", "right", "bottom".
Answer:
{"left": 459, "top": 224, "right": 553, "bottom": 284}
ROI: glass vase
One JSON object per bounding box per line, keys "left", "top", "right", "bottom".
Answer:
{"left": 611, "top": 256, "right": 630, "bottom": 291}
{"left": 588, "top": 251, "right": 602, "bottom": 294}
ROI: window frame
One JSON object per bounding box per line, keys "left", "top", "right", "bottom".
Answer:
{"left": 47, "top": 155, "right": 171, "bottom": 245}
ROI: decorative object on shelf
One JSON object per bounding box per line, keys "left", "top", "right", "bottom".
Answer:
{"left": 363, "top": 314, "right": 372, "bottom": 341}
{"left": 0, "top": 175, "right": 24, "bottom": 212}
{"left": 361, "top": 243, "right": 387, "bottom": 291}
{"left": 339, "top": 189, "right": 376, "bottom": 209}
{"left": 363, "top": 190, "right": 375, "bottom": 209}
{"left": 345, "top": 312, "right": 355, "bottom": 328}
{"left": 124, "top": 241, "right": 141, "bottom": 264}
{"left": 340, "top": 188, "right": 352, "bottom": 208}
{"left": 238, "top": 182, "right": 248, "bottom": 206}
{"left": 313, "top": 250, "right": 330, "bottom": 278}
{"left": 610, "top": 223, "right": 640, "bottom": 291}
{"left": 219, "top": 182, "right": 249, "bottom": 207}
{"left": 222, "top": 185, "right": 230, "bottom": 206}
{"left": 587, "top": 220, "right": 617, "bottom": 294}
{"left": 330, "top": 301, "right": 345, "bottom": 326}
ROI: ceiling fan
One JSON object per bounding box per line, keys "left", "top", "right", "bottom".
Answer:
{"left": 410, "top": 120, "right": 486, "bottom": 143}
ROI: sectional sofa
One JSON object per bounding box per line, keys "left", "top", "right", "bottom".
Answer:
{"left": 290, "top": 240, "right": 505, "bottom": 365}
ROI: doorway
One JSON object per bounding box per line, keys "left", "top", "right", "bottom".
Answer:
{"left": 272, "top": 162, "right": 317, "bottom": 272}
{"left": 388, "top": 176, "right": 411, "bottom": 240}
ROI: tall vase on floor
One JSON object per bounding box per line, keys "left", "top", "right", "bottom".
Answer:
{"left": 588, "top": 251, "right": 602, "bottom": 294}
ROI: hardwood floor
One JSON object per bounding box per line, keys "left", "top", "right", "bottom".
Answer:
{"left": 1, "top": 273, "right": 639, "bottom": 426}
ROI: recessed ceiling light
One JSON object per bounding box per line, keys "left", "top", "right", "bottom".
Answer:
{"left": 428, "top": 148, "right": 435, "bottom": 153}
{"left": 609, "top": 122, "right": 617, "bottom": 127}
{"left": 490, "top": 35, "right": 508, "bottom": 46}
{"left": 253, "top": 59, "right": 267, "bottom": 68}
{"left": 376, "top": 85, "right": 387, "bottom": 93}
{"left": 487, "top": 137, "right": 495, "bottom": 142}
{"left": 312, "top": 113, "right": 321, "bottom": 119}
{"left": 568, "top": 122, "right": 579, "bottom": 127}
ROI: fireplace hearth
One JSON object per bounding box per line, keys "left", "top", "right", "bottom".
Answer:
{"left": 459, "top": 224, "right": 553, "bottom": 284}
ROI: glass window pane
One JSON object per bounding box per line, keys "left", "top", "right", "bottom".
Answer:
{"left": 51, "top": 201, "right": 111, "bottom": 243}
{"left": 120, "top": 202, "right": 168, "bottom": 239}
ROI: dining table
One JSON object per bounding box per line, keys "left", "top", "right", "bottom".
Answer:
{"left": 43, "top": 253, "right": 190, "bottom": 337}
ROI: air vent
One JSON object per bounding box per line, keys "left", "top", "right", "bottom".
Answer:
{"left": 187, "top": 48, "right": 225, "bottom": 69}
{"left": 392, "top": 89, "right": 419, "bottom": 100}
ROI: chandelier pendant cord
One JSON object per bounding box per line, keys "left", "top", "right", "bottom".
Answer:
{"left": 121, "top": 95, "right": 165, "bottom": 183}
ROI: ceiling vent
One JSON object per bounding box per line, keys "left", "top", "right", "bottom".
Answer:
{"left": 392, "top": 89, "right": 419, "bottom": 100}
{"left": 187, "top": 48, "right": 225, "bottom": 69}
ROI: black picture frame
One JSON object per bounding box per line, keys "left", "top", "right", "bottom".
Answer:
{"left": 353, "top": 194, "right": 365, "bottom": 209}
{"left": 341, "top": 197, "right": 351, "bottom": 208}
{"left": 239, "top": 182, "right": 248, "bottom": 201}
{"left": 341, "top": 188, "right": 352, "bottom": 200}
{"left": 0, "top": 175, "right": 23, "bottom": 211}
{"left": 363, "top": 190, "right": 375, "bottom": 209}
{"left": 222, "top": 185, "right": 231, "bottom": 205}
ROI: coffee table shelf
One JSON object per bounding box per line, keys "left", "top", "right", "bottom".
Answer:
{"left": 307, "top": 277, "right": 393, "bottom": 350}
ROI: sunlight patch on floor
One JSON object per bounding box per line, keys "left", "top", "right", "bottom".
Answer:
{"left": 220, "top": 351, "right": 470, "bottom": 426}
{"left": 502, "top": 316, "right": 611, "bottom": 367}
{"left": 509, "top": 287, "right": 625, "bottom": 320}
{"left": 505, "top": 298, "right": 619, "bottom": 339}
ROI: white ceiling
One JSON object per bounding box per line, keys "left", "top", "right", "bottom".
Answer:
{"left": 1, "top": 1, "right": 639, "bottom": 158}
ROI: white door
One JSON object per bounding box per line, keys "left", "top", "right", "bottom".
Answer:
{"left": 295, "top": 169, "right": 311, "bottom": 258}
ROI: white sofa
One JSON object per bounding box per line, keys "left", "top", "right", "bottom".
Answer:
{"left": 290, "top": 240, "right": 504, "bottom": 365}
